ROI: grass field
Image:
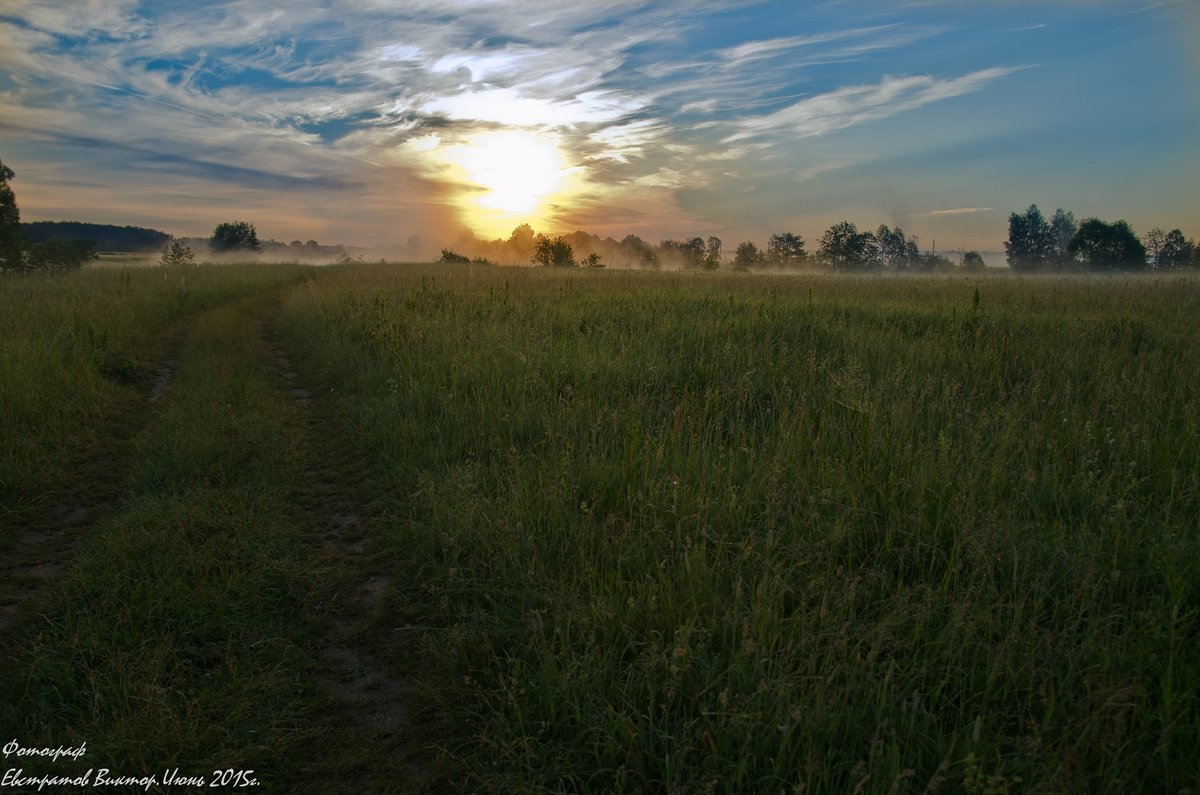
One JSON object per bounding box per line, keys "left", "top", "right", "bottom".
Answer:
{"left": 2, "top": 262, "right": 1197, "bottom": 793}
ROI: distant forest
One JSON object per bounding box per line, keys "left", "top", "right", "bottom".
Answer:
{"left": 437, "top": 208, "right": 1200, "bottom": 272}
{"left": 21, "top": 221, "right": 170, "bottom": 252}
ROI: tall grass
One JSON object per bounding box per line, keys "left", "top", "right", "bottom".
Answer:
{"left": 1, "top": 280, "right": 333, "bottom": 791}
{"left": 0, "top": 264, "right": 306, "bottom": 515}
{"left": 279, "top": 265, "right": 1199, "bottom": 792}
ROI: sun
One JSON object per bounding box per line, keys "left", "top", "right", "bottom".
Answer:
{"left": 439, "top": 130, "right": 582, "bottom": 239}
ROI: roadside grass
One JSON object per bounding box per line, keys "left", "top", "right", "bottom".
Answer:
{"left": 0, "top": 264, "right": 307, "bottom": 518}
{"left": 0, "top": 285, "right": 340, "bottom": 789}
{"left": 277, "top": 264, "right": 1200, "bottom": 793}
{"left": 0, "top": 264, "right": 312, "bottom": 651}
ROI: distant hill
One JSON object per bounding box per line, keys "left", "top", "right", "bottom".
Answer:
{"left": 22, "top": 221, "right": 172, "bottom": 252}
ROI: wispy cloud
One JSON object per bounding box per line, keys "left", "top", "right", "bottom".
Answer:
{"left": 7, "top": 0, "right": 1169, "bottom": 247}
{"left": 716, "top": 26, "right": 901, "bottom": 65}
{"left": 919, "top": 207, "right": 996, "bottom": 216}
{"left": 722, "top": 67, "right": 1025, "bottom": 143}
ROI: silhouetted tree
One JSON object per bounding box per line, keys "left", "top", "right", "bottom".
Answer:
{"left": 1068, "top": 219, "right": 1146, "bottom": 270}
{"left": 0, "top": 158, "right": 22, "bottom": 271}
{"left": 24, "top": 239, "right": 97, "bottom": 269}
{"left": 210, "top": 221, "right": 261, "bottom": 253}
{"left": 1049, "top": 208, "right": 1077, "bottom": 268}
{"left": 875, "top": 225, "right": 917, "bottom": 270}
{"left": 733, "top": 241, "right": 763, "bottom": 271}
{"left": 439, "top": 248, "right": 470, "bottom": 264}
{"left": 1144, "top": 227, "right": 1192, "bottom": 270}
{"left": 22, "top": 221, "right": 169, "bottom": 252}
{"left": 1005, "top": 204, "right": 1054, "bottom": 270}
{"left": 507, "top": 223, "right": 536, "bottom": 263}
{"left": 766, "top": 232, "right": 807, "bottom": 267}
{"left": 818, "top": 221, "right": 878, "bottom": 269}
{"left": 533, "top": 236, "right": 575, "bottom": 267}
{"left": 1159, "top": 229, "right": 1189, "bottom": 270}
{"left": 682, "top": 237, "right": 706, "bottom": 269}
{"left": 582, "top": 253, "right": 604, "bottom": 268}
{"left": 704, "top": 236, "right": 722, "bottom": 269}
{"left": 961, "top": 250, "right": 986, "bottom": 271}
{"left": 659, "top": 237, "right": 706, "bottom": 269}
{"left": 620, "top": 235, "right": 657, "bottom": 268}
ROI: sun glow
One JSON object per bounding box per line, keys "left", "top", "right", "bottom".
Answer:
{"left": 437, "top": 130, "right": 583, "bottom": 239}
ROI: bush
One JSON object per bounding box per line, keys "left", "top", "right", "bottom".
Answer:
{"left": 532, "top": 236, "right": 575, "bottom": 267}
{"left": 24, "top": 239, "right": 97, "bottom": 269}
{"left": 160, "top": 241, "right": 196, "bottom": 267}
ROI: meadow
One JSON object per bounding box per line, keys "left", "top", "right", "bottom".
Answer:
{"left": 1, "top": 262, "right": 1197, "bottom": 793}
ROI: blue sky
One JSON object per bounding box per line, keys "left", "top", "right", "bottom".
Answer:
{"left": 1, "top": 0, "right": 1196, "bottom": 253}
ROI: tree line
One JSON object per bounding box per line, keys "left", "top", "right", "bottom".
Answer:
{"left": 442, "top": 210, "right": 1198, "bottom": 273}
{"left": 5, "top": 155, "right": 1197, "bottom": 274}
{"left": 0, "top": 161, "right": 348, "bottom": 271}
{"left": 1005, "top": 204, "right": 1198, "bottom": 271}
{"left": 22, "top": 221, "right": 170, "bottom": 252}
{"left": 0, "top": 161, "right": 266, "bottom": 271}
{"left": 441, "top": 222, "right": 968, "bottom": 272}
{"left": 1, "top": 159, "right": 98, "bottom": 271}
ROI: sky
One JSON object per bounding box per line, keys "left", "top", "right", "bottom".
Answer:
{"left": 1, "top": 0, "right": 1197, "bottom": 254}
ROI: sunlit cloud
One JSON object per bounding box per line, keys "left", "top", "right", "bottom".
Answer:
{"left": 421, "top": 86, "right": 643, "bottom": 128}
{"left": 0, "top": 1, "right": 1193, "bottom": 248}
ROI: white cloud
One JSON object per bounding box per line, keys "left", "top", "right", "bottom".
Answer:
{"left": 716, "top": 26, "right": 900, "bottom": 65}
{"left": 723, "top": 67, "right": 1024, "bottom": 143}
{"left": 0, "top": 1, "right": 1067, "bottom": 246}
{"left": 420, "top": 86, "right": 643, "bottom": 127}
{"left": 919, "top": 207, "right": 996, "bottom": 216}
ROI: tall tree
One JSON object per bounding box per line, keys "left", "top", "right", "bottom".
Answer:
{"left": 620, "top": 234, "right": 657, "bottom": 268}
{"left": 210, "top": 221, "right": 261, "bottom": 253}
{"left": 766, "top": 232, "right": 807, "bottom": 267}
{"left": 875, "top": 225, "right": 915, "bottom": 270}
{"left": 733, "top": 241, "right": 763, "bottom": 271}
{"left": 659, "top": 237, "right": 707, "bottom": 269}
{"left": 1068, "top": 219, "right": 1147, "bottom": 270}
{"left": 1049, "top": 208, "right": 1077, "bottom": 268}
{"left": 507, "top": 223, "right": 536, "bottom": 263}
{"left": 1005, "top": 204, "right": 1054, "bottom": 270}
{"left": 1144, "top": 228, "right": 1167, "bottom": 268}
{"left": 532, "top": 235, "right": 575, "bottom": 267}
{"left": 1143, "top": 227, "right": 1193, "bottom": 270}
{"left": 0, "top": 158, "right": 23, "bottom": 271}
{"left": 818, "top": 221, "right": 877, "bottom": 269}
{"left": 681, "top": 237, "right": 706, "bottom": 269}
{"left": 1158, "top": 229, "right": 1191, "bottom": 270}
{"left": 704, "top": 236, "right": 722, "bottom": 269}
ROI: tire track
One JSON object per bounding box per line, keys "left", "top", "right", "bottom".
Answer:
{"left": 0, "top": 333, "right": 186, "bottom": 638}
{"left": 266, "top": 331, "right": 430, "bottom": 791}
